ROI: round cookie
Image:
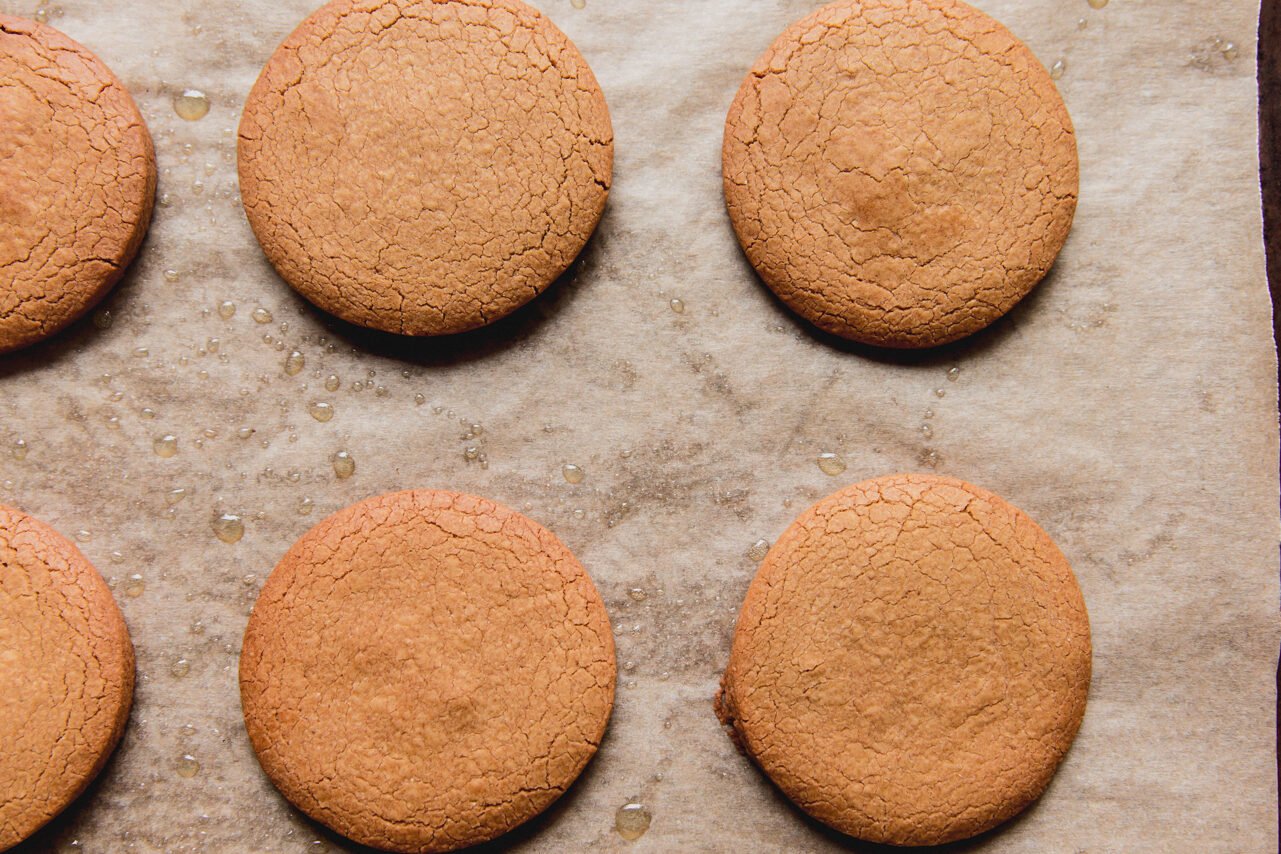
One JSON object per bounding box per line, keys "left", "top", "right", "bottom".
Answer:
{"left": 0, "top": 15, "right": 155, "bottom": 354}
{"left": 238, "top": 0, "right": 613, "bottom": 337}
{"left": 716, "top": 474, "right": 1090, "bottom": 846}
{"left": 723, "top": 0, "right": 1078, "bottom": 348}
{"left": 240, "top": 490, "right": 615, "bottom": 853}
{"left": 0, "top": 505, "right": 135, "bottom": 849}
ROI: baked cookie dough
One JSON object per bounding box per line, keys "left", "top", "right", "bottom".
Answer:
{"left": 717, "top": 474, "right": 1090, "bottom": 846}
{"left": 0, "top": 505, "right": 135, "bottom": 849}
{"left": 723, "top": 0, "right": 1078, "bottom": 348}
{"left": 240, "top": 490, "right": 615, "bottom": 853}
{"left": 239, "top": 0, "right": 613, "bottom": 336}
{"left": 0, "top": 15, "right": 155, "bottom": 354}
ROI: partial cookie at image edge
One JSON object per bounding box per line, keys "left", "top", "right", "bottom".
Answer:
{"left": 0, "top": 14, "right": 156, "bottom": 355}
{"left": 0, "top": 504, "right": 135, "bottom": 850}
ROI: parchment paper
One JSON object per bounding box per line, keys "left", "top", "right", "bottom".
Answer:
{"left": 0, "top": 0, "right": 1276, "bottom": 851}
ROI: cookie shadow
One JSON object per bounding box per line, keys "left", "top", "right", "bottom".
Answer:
{"left": 7, "top": 725, "right": 130, "bottom": 853}
{"left": 285, "top": 207, "right": 614, "bottom": 370}
{"left": 778, "top": 790, "right": 1041, "bottom": 853}
{"left": 743, "top": 730, "right": 1073, "bottom": 853}
{"left": 0, "top": 232, "right": 155, "bottom": 382}
{"left": 731, "top": 229, "right": 1067, "bottom": 371}
{"left": 299, "top": 747, "right": 605, "bottom": 853}
{"left": 714, "top": 676, "right": 1062, "bottom": 852}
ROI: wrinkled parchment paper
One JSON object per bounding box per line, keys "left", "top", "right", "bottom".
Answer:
{"left": 0, "top": 0, "right": 1276, "bottom": 850}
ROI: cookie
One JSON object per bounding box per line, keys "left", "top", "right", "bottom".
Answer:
{"left": 0, "top": 505, "right": 135, "bottom": 849}
{"left": 723, "top": 0, "right": 1078, "bottom": 348}
{"left": 0, "top": 15, "right": 155, "bottom": 355}
{"left": 238, "top": 0, "right": 613, "bottom": 337}
{"left": 716, "top": 474, "right": 1090, "bottom": 846}
{"left": 240, "top": 490, "right": 615, "bottom": 853}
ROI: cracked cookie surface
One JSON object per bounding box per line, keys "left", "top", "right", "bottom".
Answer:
{"left": 716, "top": 474, "right": 1091, "bottom": 846}
{"left": 0, "top": 505, "right": 135, "bottom": 849}
{"left": 0, "top": 15, "right": 156, "bottom": 354}
{"left": 240, "top": 490, "right": 616, "bottom": 853}
{"left": 239, "top": 0, "right": 613, "bottom": 336}
{"left": 723, "top": 0, "right": 1077, "bottom": 348}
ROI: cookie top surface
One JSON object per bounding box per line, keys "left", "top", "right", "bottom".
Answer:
{"left": 718, "top": 474, "right": 1091, "bottom": 846}
{"left": 723, "top": 0, "right": 1077, "bottom": 348}
{"left": 0, "top": 15, "right": 155, "bottom": 354}
{"left": 240, "top": 490, "right": 615, "bottom": 853}
{"left": 238, "top": 0, "right": 613, "bottom": 337}
{"left": 0, "top": 505, "right": 135, "bottom": 849}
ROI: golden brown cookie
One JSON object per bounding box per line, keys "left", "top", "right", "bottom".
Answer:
{"left": 240, "top": 490, "right": 615, "bottom": 853}
{"left": 238, "top": 0, "right": 613, "bottom": 336}
{"left": 0, "top": 15, "right": 155, "bottom": 354}
{"left": 0, "top": 505, "right": 135, "bottom": 849}
{"left": 723, "top": 0, "right": 1077, "bottom": 348}
{"left": 717, "top": 474, "right": 1090, "bottom": 846}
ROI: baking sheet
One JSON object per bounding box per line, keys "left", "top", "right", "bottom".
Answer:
{"left": 0, "top": 0, "right": 1277, "bottom": 850}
